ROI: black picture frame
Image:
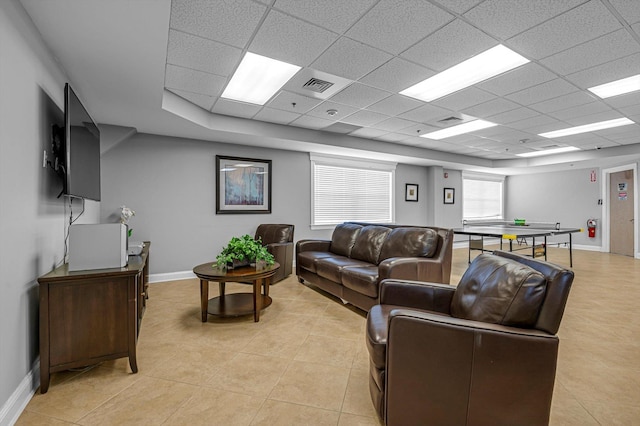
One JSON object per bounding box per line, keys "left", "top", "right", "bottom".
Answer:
{"left": 216, "top": 155, "right": 272, "bottom": 214}
{"left": 405, "top": 183, "right": 419, "bottom": 202}
{"left": 444, "top": 187, "right": 455, "bottom": 204}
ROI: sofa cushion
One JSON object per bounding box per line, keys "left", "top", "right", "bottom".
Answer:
{"left": 351, "top": 226, "right": 392, "bottom": 264}
{"left": 378, "top": 227, "right": 439, "bottom": 262}
{"left": 297, "top": 251, "right": 334, "bottom": 273}
{"left": 316, "top": 256, "right": 371, "bottom": 283}
{"left": 451, "top": 254, "right": 547, "bottom": 327}
{"left": 342, "top": 265, "right": 380, "bottom": 298}
{"left": 330, "top": 223, "right": 363, "bottom": 257}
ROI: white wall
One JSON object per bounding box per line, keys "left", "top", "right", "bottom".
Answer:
{"left": 99, "top": 132, "right": 433, "bottom": 276}
{"left": 0, "top": 1, "right": 98, "bottom": 422}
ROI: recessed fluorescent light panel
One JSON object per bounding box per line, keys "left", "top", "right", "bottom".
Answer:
{"left": 588, "top": 74, "right": 640, "bottom": 98}
{"left": 221, "top": 52, "right": 301, "bottom": 105}
{"left": 420, "top": 119, "right": 498, "bottom": 140}
{"left": 400, "top": 45, "right": 529, "bottom": 102}
{"left": 517, "top": 146, "right": 580, "bottom": 157}
{"left": 539, "top": 118, "right": 634, "bottom": 138}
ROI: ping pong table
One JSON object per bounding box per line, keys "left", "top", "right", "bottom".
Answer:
{"left": 453, "top": 220, "right": 583, "bottom": 267}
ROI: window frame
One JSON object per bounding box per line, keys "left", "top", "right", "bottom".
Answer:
{"left": 310, "top": 153, "right": 396, "bottom": 230}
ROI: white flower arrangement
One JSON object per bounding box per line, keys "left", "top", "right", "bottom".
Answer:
{"left": 120, "top": 205, "right": 135, "bottom": 224}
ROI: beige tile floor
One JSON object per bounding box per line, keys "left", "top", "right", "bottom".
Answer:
{"left": 17, "top": 247, "right": 640, "bottom": 425}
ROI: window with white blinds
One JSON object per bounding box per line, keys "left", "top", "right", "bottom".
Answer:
{"left": 462, "top": 172, "right": 505, "bottom": 220}
{"left": 311, "top": 154, "right": 395, "bottom": 228}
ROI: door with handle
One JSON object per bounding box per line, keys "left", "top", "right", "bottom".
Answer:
{"left": 609, "top": 170, "right": 635, "bottom": 257}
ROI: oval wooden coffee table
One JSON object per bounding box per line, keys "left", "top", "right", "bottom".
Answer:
{"left": 193, "top": 262, "right": 280, "bottom": 322}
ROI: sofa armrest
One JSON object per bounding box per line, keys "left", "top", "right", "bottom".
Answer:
{"left": 296, "top": 239, "right": 331, "bottom": 253}
{"left": 379, "top": 279, "right": 455, "bottom": 313}
{"left": 384, "top": 308, "right": 558, "bottom": 426}
{"left": 379, "top": 256, "right": 450, "bottom": 284}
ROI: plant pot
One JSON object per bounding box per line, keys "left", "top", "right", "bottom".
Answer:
{"left": 227, "top": 259, "right": 250, "bottom": 270}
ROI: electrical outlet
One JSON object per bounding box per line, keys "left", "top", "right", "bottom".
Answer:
{"left": 43, "top": 150, "right": 48, "bottom": 168}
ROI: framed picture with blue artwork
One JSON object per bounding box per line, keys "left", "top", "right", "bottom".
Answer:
{"left": 216, "top": 155, "right": 272, "bottom": 214}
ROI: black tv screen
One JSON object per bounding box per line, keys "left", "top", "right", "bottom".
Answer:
{"left": 64, "top": 83, "right": 101, "bottom": 201}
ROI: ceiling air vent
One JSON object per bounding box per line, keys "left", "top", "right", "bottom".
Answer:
{"left": 302, "top": 78, "right": 334, "bottom": 93}
{"left": 437, "top": 116, "right": 464, "bottom": 125}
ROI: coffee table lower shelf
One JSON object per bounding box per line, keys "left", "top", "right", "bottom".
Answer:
{"left": 207, "top": 294, "right": 272, "bottom": 318}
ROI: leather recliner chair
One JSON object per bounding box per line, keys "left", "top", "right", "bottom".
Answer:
{"left": 366, "top": 250, "right": 574, "bottom": 426}
{"left": 255, "top": 224, "right": 294, "bottom": 283}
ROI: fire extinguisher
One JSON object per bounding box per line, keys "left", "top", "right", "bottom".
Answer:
{"left": 587, "top": 219, "right": 597, "bottom": 238}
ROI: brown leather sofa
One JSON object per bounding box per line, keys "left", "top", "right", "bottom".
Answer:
{"left": 255, "top": 224, "right": 294, "bottom": 283}
{"left": 366, "top": 250, "right": 574, "bottom": 426}
{"left": 296, "top": 222, "right": 454, "bottom": 310}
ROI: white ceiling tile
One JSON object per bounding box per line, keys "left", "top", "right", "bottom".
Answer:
{"left": 168, "top": 89, "right": 216, "bottom": 111}
{"left": 553, "top": 134, "right": 618, "bottom": 148}
{"left": 324, "top": 122, "right": 363, "bottom": 134}
{"left": 431, "top": 0, "right": 483, "bottom": 14}
{"left": 540, "top": 29, "right": 639, "bottom": 76}
{"left": 253, "top": 107, "right": 300, "bottom": 124}
{"left": 431, "top": 87, "right": 496, "bottom": 111}
{"left": 290, "top": 115, "right": 334, "bottom": 130}
{"left": 609, "top": 0, "right": 640, "bottom": 25}
{"left": 595, "top": 123, "right": 640, "bottom": 138}
{"left": 372, "top": 117, "right": 416, "bottom": 131}
{"left": 614, "top": 138, "right": 640, "bottom": 146}
{"left": 367, "top": 95, "right": 424, "bottom": 116}
{"left": 529, "top": 91, "right": 597, "bottom": 114}
{"left": 360, "top": 57, "right": 434, "bottom": 92}
{"left": 552, "top": 101, "right": 614, "bottom": 121}
{"left": 507, "top": 1, "right": 623, "bottom": 59}
{"left": 346, "top": 0, "right": 454, "bottom": 54}
{"left": 266, "top": 91, "right": 323, "bottom": 114}
{"left": 341, "top": 110, "right": 389, "bottom": 126}
{"left": 328, "top": 83, "right": 391, "bottom": 109}
{"left": 505, "top": 79, "right": 577, "bottom": 105}
{"left": 634, "top": 22, "right": 640, "bottom": 37}
{"left": 170, "top": 0, "right": 266, "bottom": 48}
{"left": 506, "top": 114, "right": 563, "bottom": 131}
{"left": 274, "top": 0, "right": 377, "bottom": 33}
{"left": 249, "top": 10, "right": 337, "bottom": 67}
{"left": 566, "top": 52, "right": 640, "bottom": 89}
{"left": 375, "top": 132, "right": 412, "bottom": 142}
{"left": 605, "top": 91, "right": 640, "bottom": 108}
{"left": 167, "top": 30, "right": 242, "bottom": 77}
{"left": 401, "top": 19, "right": 497, "bottom": 71}
{"left": 165, "top": 64, "right": 227, "bottom": 97}
{"left": 399, "top": 103, "right": 454, "bottom": 123}
{"left": 463, "top": 0, "right": 585, "bottom": 40}
{"left": 306, "top": 101, "right": 359, "bottom": 120}
{"left": 311, "top": 37, "right": 393, "bottom": 80}
{"left": 212, "top": 98, "right": 262, "bottom": 118}
{"left": 397, "top": 123, "right": 440, "bottom": 137}
{"left": 461, "top": 97, "right": 521, "bottom": 118}
{"left": 619, "top": 103, "right": 640, "bottom": 116}
{"left": 477, "top": 63, "right": 557, "bottom": 96}
{"left": 488, "top": 107, "right": 540, "bottom": 124}
{"left": 350, "top": 127, "right": 390, "bottom": 139}
{"left": 564, "top": 110, "right": 626, "bottom": 126}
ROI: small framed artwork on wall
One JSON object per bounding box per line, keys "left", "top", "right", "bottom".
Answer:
{"left": 405, "top": 184, "right": 418, "bottom": 202}
{"left": 444, "top": 188, "right": 455, "bottom": 204}
{"left": 216, "top": 155, "right": 272, "bottom": 214}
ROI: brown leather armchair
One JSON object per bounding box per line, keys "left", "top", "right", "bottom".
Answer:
{"left": 366, "top": 250, "right": 574, "bottom": 426}
{"left": 255, "top": 224, "right": 294, "bottom": 283}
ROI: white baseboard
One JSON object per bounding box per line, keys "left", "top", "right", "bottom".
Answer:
{"left": 149, "top": 270, "right": 195, "bottom": 283}
{"left": 0, "top": 359, "right": 39, "bottom": 426}
{"left": 572, "top": 244, "right": 602, "bottom": 252}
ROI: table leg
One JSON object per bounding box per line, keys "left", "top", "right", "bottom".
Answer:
{"left": 253, "top": 279, "right": 261, "bottom": 322}
{"left": 219, "top": 281, "right": 226, "bottom": 296}
{"left": 544, "top": 236, "right": 548, "bottom": 261}
{"left": 200, "top": 279, "right": 209, "bottom": 322}
{"left": 569, "top": 234, "right": 573, "bottom": 267}
{"left": 264, "top": 277, "right": 270, "bottom": 297}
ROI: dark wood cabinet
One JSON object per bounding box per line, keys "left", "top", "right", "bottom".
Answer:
{"left": 38, "top": 242, "right": 150, "bottom": 393}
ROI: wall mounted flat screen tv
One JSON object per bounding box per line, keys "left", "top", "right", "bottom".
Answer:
{"left": 64, "top": 83, "right": 101, "bottom": 201}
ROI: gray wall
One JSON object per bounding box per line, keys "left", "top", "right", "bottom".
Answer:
{"left": 0, "top": 1, "right": 100, "bottom": 421}
{"left": 100, "top": 133, "right": 432, "bottom": 275}
{"left": 506, "top": 168, "right": 602, "bottom": 247}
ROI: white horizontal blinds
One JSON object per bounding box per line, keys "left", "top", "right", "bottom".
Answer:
{"left": 463, "top": 172, "right": 504, "bottom": 220}
{"left": 311, "top": 154, "right": 395, "bottom": 226}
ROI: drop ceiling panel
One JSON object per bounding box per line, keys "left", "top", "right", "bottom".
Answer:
{"left": 166, "top": 30, "right": 242, "bottom": 76}
{"left": 375, "top": 132, "right": 411, "bottom": 143}
{"left": 399, "top": 103, "right": 454, "bottom": 123}
{"left": 505, "top": 79, "right": 577, "bottom": 105}
{"left": 552, "top": 101, "right": 614, "bottom": 121}
{"left": 306, "top": 101, "right": 359, "bottom": 120}
{"left": 253, "top": 107, "right": 300, "bottom": 125}
{"left": 605, "top": 92, "right": 640, "bottom": 109}
{"left": 461, "top": 97, "right": 521, "bottom": 118}
{"left": 212, "top": 98, "right": 262, "bottom": 118}
{"left": 540, "top": 29, "right": 639, "bottom": 76}
{"left": 397, "top": 123, "right": 440, "bottom": 137}
{"left": 311, "top": 37, "right": 393, "bottom": 80}
{"left": 564, "top": 110, "right": 625, "bottom": 126}
{"left": 329, "top": 83, "right": 391, "bottom": 109}
{"left": 345, "top": 0, "right": 454, "bottom": 54}
{"left": 249, "top": 11, "right": 338, "bottom": 67}
{"left": 431, "top": 87, "right": 496, "bottom": 111}
{"left": 267, "top": 91, "right": 323, "bottom": 114}
{"left": 168, "top": 89, "right": 216, "bottom": 111}
{"left": 609, "top": 0, "right": 640, "bottom": 24}
{"left": 170, "top": 0, "right": 266, "bottom": 48}
{"left": 359, "top": 57, "right": 435, "bottom": 92}
{"left": 350, "top": 127, "right": 390, "bottom": 139}
{"left": 506, "top": 114, "right": 563, "bottom": 131}
{"left": 367, "top": 95, "right": 424, "bottom": 116}
{"left": 273, "top": 0, "right": 378, "bottom": 34}
{"left": 463, "top": 0, "right": 585, "bottom": 40}
{"left": 477, "top": 63, "right": 557, "bottom": 96}
{"left": 433, "top": 0, "right": 484, "bottom": 14}
{"left": 372, "top": 117, "right": 416, "bottom": 132}
{"left": 341, "top": 110, "right": 389, "bottom": 127}
{"left": 487, "top": 107, "right": 540, "bottom": 124}
{"left": 290, "top": 115, "right": 335, "bottom": 130}
{"left": 401, "top": 19, "right": 496, "bottom": 71}
{"left": 529, "top": 91, "right": 596, "bottom": 114}
{"left": 566, "top": 52, "right": 640, "bottom": 88}
{"left": 165, "top": 64, "right": 227, "bottom": 97}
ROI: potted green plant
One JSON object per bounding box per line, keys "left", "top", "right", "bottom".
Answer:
{"left": 215, "top": 234, "right": 275, "bottom": 270}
